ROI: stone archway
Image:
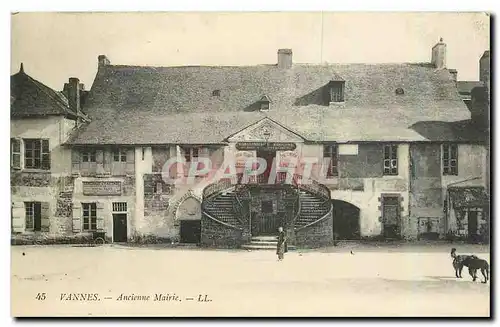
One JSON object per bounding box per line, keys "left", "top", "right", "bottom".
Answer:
{"left": 332, "top": 200, "right": 361, "bottom": 240}
{"left": 176, "top": 196, "right": 202, "bottom": 244}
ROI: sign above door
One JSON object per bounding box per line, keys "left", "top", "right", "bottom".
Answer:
{"left": 235, "top": 142, "right": 297, "bottom": 151}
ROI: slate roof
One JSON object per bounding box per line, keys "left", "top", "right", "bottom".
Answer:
{"left": 11, "top": 65, "right": 78, "bottom": 118}
{"left": 69, "top": 60, "right": 480, "bottom": 144}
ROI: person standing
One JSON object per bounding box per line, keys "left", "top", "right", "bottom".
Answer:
{"left": 276, "top": 226, "right": 287, "bottom": 261}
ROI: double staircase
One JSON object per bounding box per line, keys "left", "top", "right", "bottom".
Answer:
{"left": 201, "top": 175, "right": 332, "bottom": 249}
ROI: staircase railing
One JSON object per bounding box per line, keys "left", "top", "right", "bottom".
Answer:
{"left": 202, "top": 178, "right": 234, "bottom": 200}
{"left": 202, "top": 210, "right": 242, "bottom": 230}
{"left": 232, "top": 190, "right": 248, "bottom": 225}
{"left": 295, "top": 201, "right": 333, "bottom": 232}
{"left": 290, "top": 187, "right": 302, "bottom": 226}
{"left": 293, "top": 173, "right": 331, "bottom": 200}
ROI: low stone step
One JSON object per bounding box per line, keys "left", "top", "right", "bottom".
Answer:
{"left": 251, "top": 236, "right": 278, "bottom": 241}
{"left": 248, "top": 240, "right": 278, "bottom": 246}
{"left": 241, "top": 243, "right": 296, "bottom": 250}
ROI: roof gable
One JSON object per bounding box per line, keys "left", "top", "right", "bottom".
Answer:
{"left": 10, "top": 66, "right": 76, "bottom": 118}
{"left": 227, "top": 117, "right": 305, "bottom": 143}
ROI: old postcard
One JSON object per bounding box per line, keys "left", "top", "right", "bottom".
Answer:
{"left": 10, "top": 12, "right": 490, "bottom": 317}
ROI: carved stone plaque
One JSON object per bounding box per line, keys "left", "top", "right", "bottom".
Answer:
{"left": 82, "top": 181, "right": 122, "bottom": 196}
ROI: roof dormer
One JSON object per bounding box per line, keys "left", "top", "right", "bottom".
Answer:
{"left": 328, "top": 80, "right": 345, "bottom": 105}
{"left": 259, "top": 95, "right": 271, "bottom": 111}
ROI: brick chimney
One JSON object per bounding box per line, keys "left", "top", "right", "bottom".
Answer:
{"left": 431, "top": 38, "right": 446, "bottom": 69}
{"left": 277, "top": 49, "right": 292, "bottom": 69}
{"left": 480, "top": 50, "right": 490, "bottom": 91}
{"left": 448, "top": 69, "right": 457, "bottom": 83}
{"left": 65, "top": 77, "right": 81, "bottom": 116}
{"left": 98, "top": 54, "right": 110, "bottom": 67}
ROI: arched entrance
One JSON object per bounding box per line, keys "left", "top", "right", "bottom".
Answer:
{"left": 332, "top": 200, "right": 361, "bottom": 240}
{"left": 176, "top": 196, "right": 202, "bottom": 244}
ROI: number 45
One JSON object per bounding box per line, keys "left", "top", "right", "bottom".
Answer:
{"left": 35, "top": 293, "right": 46, "bottom": 301}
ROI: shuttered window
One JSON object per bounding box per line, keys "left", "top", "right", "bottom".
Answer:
{"left": 10, "top": 138, "right": 21, "bottom": 169}
{"left": 82, "top": 203, "right": 97, "bottom": 231}
{"left": 24, "top": 139, "right": 50, "bottom": 170}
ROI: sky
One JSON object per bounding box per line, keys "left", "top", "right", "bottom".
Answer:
{"left": 11, "top": 12, "right": 490, "bottom": 91}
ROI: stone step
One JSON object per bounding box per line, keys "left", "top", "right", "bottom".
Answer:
{"left": 251, "top": 235, "right": 278, "bottom": 241}
{"left": 248, "top": 240, "right": 278, "bottom": 246}
{"left": 241, "top": 243, "right": 296, "bottom": 251}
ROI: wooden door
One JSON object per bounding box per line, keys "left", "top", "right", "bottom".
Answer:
{"left": 113, "top": 214, "right": 128, "bottom": 242}
{"left": 382, "top": 196, "right": 400, "bottom": 239}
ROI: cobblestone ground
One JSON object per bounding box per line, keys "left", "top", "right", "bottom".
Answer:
{"left": 11, "top": 244, "right": 490, "bottom": 317}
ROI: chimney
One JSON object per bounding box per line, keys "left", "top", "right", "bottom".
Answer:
{"left": 480, "top": 50, "right": 490, "bottom": 90}
{"left": 470, "top": 86, "right": 489, "bottom": 128}
{"left": 277, "top": 49, "right": 292, "bottom": 69}
{"left": 431, "top": 38, "right": 446, "bottom": 69}
{"left": 66, "top": 77, "right": 81, "bottom": 116}
{"left": 448, "top": 69, "right": 457, "bottom": 83}
{"left": 98, "top": 54, "right": 110, "bottom": 67}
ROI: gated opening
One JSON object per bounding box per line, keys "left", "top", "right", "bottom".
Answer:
{"left": 180, "top": 220, "right": 201, "bottom": 243}
{"left": 332, "top": 200, "right": 360, "bottom": 240}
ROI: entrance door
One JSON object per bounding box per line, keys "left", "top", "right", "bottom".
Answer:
{"left": 252, "top": 200, "right": 280, "bottom": 236}
{"left": 180, "top": 220, "right": 201, "bottom": 243}
{"left": 468, "top": 210, "right": 479, "bottom": 243}
{"left": 382, "top": 196, "right": 401, "bottom": 239}
{"left": 33, "top": 202, "right": 42, "bottom": 232}
{"left": 256, "top": 150, "right": 276, "bottom": 184}
{"left": 113, "top": 214, "right": 127, "bottom": 242}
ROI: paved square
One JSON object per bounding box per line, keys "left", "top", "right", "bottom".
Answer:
{"left": 11, "top": 244, "right": 490, "bottom": 317}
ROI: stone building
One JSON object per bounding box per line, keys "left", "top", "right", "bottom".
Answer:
{"left": 11, "top": 40, "right": 490, "bottom": 247}
{"left": 10, "top": 64, "right": 88, "bottom": 240}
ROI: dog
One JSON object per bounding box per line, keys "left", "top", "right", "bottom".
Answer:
{"left": 451, "top": 248, "right": 478, "bottom": 278}
{"left": 462, "top": 255, "right": 490, "bottom": 283}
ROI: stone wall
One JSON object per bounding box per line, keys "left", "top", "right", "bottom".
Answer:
{"left": 294, "top": 213, "right": 333, "bottom": 248}
{"left": 200, "top": 214, "right": 243, "bottom": 248}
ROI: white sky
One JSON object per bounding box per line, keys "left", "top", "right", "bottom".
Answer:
{"left": 11, "top": 12, "right": 490, "bottom": 91}
{"left": 11, "top": 12, "right": 489, "bottom": 91}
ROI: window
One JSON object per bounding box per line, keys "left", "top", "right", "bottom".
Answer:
{"left": 261, "top": 200, "right": 273, "bottom": 214}
{"left": 323, "top": 144, "right": 339, "bottom": 177}
{"left": 113, "top": 149, "right": 127, "bottom": 162}
{"left": 153, "top": 182, "right": 162, "bottom": 194}
{"left": 329, "top": 81, "right": 345, "bottom": 103}
{"left": 259, "top": 95, "right": 271, "bottom": 111}
{"left": 395, "top": 88, "right": 405, "bottom": 95}
{"left": 24, "top": 139, "right": 50, "bottom": 170}
{"left": 81, "top": 150, "right": 97, "bottom": 162}
{"left": 112, "top": 202, "right": 127, "bottom": 212}
{"left": 10, "top": 138, "right": 21, "bottom": 169}
{"left": 212, "top": 90, "right": 220, "bottom": 97}
{"left": 183, "top": 147, "right": 199, "bottom": 163}
{"left": 443, "top": 144, "right": 458, "bottom": 175}
{"left": 25, "top": 202, "right": 41, "bottom": 231}
{"left": 82, "top": 203, "right": 97, "bottom": 231}
{"left": 383, "top": 145, "right": 398, "bottom": 175}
